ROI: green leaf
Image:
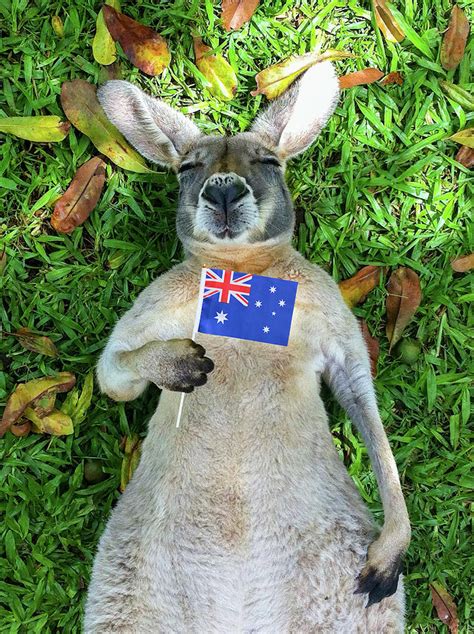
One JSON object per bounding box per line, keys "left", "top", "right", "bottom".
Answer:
{"left": 60, "top": 80, "right": 154, "bottom": 173}
{"left": 193, "top": 37, "right": 238, "bottom": 101}
{"left": 0, "top": 116, "right": 70, "bottom": 142}
{"left": 92, "top": 0, "right": 121, "bottom": 66}
{"left": 440, "top": 81, "right": 474, "bottom": 112}
{"left": 252, "top": 49, "right": 355, "bottom": 100}
{"left": 449, "top": 128, "right": 474, "bottom": 149}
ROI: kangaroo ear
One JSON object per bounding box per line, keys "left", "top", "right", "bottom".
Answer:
{"left": 97, "top": 81, "right": 202, "bottom": 167}
{"left": 251, "top": 61, "right": 339, "bottom": 160}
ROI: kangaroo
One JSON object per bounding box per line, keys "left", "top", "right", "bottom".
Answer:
{"left": 84, "top": 61, "right": 411, "bottom": 633}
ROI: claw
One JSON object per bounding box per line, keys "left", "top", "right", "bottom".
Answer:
{"left": 355, "top": 558, "right": 403, "bottom": 607}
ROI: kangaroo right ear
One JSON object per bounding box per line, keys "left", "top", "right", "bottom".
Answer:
{"left": 251, "top": 61, "right": 339, "bottom": 160}
{"left": 97, "top": 81, "right": 202, "bottom": 167}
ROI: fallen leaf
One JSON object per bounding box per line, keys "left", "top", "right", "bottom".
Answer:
{"left": 102, "top": 5, "right": 170, "bottom": 76}
{"left": 0, "top": 116, "right": 70, "bottom": 142}
{"left": 193, "top": 37, "right": 238, "bottom": 101}
{"left": 359, "top": 320, "right": 380, "bottom": 377}
{"left": 32, "top": 392, "right": 57, "bottom": 418}
{"left": 381, "top": 71, "right": 403, "bottom": 85}
{"left": 51, "top": 15, "right": 64, "bottom": 38}
{"left": 93, "top": 0, "right": 121, "bottom": 66}
{"left": 372, "top": 0, "right": 405, "bottom": 42}
{"left": 0, "top": 249, "right": 6, "bottom": 275}
{"left": 386, "top": 267, "right": 422, "bottom": 351}
{"left": 14, "top": 327, "right": 58, "bottom": 357}
{"left": 339, "top": 68, "right": 384, "bottom": 89}
{"left": 221, "top": 0, "right": 259, "bottom": 31}
{"left": 72, "top": 372, "right": 94, "bottom": 425}
{"left": 449, "top": 128, "right": 474, "bottom": 149}
{"left": 10, "top": 421, "right": 32, "bottom": 437}
{"left": 252, "top": 49, "right": 355, "bottom": 100}
{"left": 339, "top": 266, "right": 384, "bottom": 308}
{"left": 120, "top": 434, "right": 142, "bottom": 492}
{"left": 430, "top": 582, "right": 458, "bottom": 634}
{"left": 24, "top": 407, "right": 74, "bottom": 436}
{"left": 51, "top": 157, "right": 106, "bottom": 234}
{"left": 0, "top": 373, "right": 76, "bottom": 438}
{"left": 440, "top": 81, "right": 474, "bottom": 112}
{"left": 441, "top": 5, "right": 469, "bottom": 71}
{"left": 60, "top": 80, "right": 153, "bottom": 173}
{"left": 455, "top": 146, "right": 474, "bottom": 168}
{"left": 451, "top": 253, "right": 474, "bottom": 272}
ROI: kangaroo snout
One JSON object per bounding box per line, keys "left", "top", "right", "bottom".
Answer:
{"left": 201, "top": 173, "right": 250, "bottom": 212}
{"left": 196, "top": 172, "right": 257, "bottom": 240}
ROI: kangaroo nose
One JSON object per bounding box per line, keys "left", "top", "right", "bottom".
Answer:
{"left": 202, "top": 179, "right": 248, "bottom": 209}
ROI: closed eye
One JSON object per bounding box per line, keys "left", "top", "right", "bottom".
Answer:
{"left": 178, "top": 162, "right": 203, "bottom": 173}
{"left": 252, "top": 157, "right": 281, "bottom": 167}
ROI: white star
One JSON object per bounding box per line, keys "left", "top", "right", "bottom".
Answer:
{"left": 269, "top": 286, "right": 276, "bottom": 293}
{"left": 255, "top": 300, "right": 262, "bottom": 308}
{"left": 263, "top": 326, "right": 270, "bottom": 333}
{"left": 214, "top": 310, "right": 228, "bottom": 324}
{"left": 272, "top": 311, "right": 276, "bottom": 316}
{"left": 279, "top": 299, "right": 286, "bottom": 307}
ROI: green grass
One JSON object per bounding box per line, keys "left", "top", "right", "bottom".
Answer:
{"left": 0, "top": 0, "right": 473, "bottom": 631}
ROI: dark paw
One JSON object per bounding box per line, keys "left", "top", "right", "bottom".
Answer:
{"left": 168, "top": 341, "right": 214, "bottom": 393}
{"left": 355, "top": 558, "right": 403, "bottom": 607}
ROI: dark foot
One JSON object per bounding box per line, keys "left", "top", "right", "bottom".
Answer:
{"left": 355, "top": 558, "right": 403, "bottom": 607}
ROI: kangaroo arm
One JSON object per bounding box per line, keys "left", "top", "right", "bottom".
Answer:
{"left": 97, "top": 274, "right": 173, "bottom": 401}
{"left": 322, "top": 319, "right": 410, "bottom": 605}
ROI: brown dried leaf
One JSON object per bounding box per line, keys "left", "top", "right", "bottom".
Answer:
{"left": 441, "top": 5, "right": 469, "bottom": 71}
{"left": 222, "top": 0, "right": 259, "bottom": 31}
{"left": 372, "top": 0, "right": 405, "bottom": 43}
{"left": 451, "top": 253, "right": 474, "bottom": 273}
{"left": 455, "top": 145, "right": 474, "bottom": 168}
{"left": 102, "top": 5, "right": 171, "bottom": 76}
{"left": 430, "top": 583, "right": 458, "bottom": 634}
{"left": 11, "top": 421, "right": 32, "bottom": 437}
{"left": 120, "top": 434, "right": 142, "bottom": 492}
{"left": 0, "top": 373, "right": 76, "bottom": 438}
{"left": 51, "top": 157, "right": 106, "bottom": 234}
{"left": 359, "top": 320, "right": 380, "bottom": 377}
{"left": 449, "top": 128, "right": 474, "bottom": 149}
{"left": 339, "top": 68, "right": 384, "bottom": 89}
{"left": 14, "top": 327, "right": 58, "bottom": 357}
{"left": 339, "top": 266, "right": 384, "bottom": 308}
{"left": 252, "top": 49, "right": 354, "bottom": 100}
{"left": 386, "top": 267, "right": 422, "bottom": 351}
{"left": 381, "top": 71, "right": 403, "bottom": 86}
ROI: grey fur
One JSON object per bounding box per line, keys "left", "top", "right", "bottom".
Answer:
{"left": 85, "top": 62, "right": 410, "bottom": 633}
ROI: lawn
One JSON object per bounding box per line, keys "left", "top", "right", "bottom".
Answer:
{"left": 0, "top": 0, "right": 472, "bottom": 632}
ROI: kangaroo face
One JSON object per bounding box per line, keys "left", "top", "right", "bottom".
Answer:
{"left": 97, "top": 61, "right": 339, "bottom": 250}
{"left": 176, "top": 135, "right": 293, "bottom": 245}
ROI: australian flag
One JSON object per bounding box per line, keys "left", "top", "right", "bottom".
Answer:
{"left": 196, "top": 268, "right": 298, "bottom": 346}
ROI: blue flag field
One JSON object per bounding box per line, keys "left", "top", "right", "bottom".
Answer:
{"left": 195, "top": 268, "right": 298, "bottom": 346}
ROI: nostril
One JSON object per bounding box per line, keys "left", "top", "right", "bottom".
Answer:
{"left": 201, "top": 184, "right": 224, "bottom": 206}
{"left": 225, "top": 181, "right": 248, "bottom": 204}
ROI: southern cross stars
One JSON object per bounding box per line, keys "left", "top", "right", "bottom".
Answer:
{"left": 269, "top": 286, "right": 276, "bottom": 293}
{"left": 279, "top": 300, "right": 286, "bottom": 307}
{"left": 214, "top": 310, "right": 228, "bottom": 324}
{"left": 255, "top": 300, "right": 262, "bottom": 308}
{"left": 263, "top": 326, "right": 270, "bottom": 333}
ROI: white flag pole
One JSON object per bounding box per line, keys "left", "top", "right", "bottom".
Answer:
{"left": 176, "top": 268, "right": 208, "bottom": 428}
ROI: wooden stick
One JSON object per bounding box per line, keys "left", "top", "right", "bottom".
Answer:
{"left": 176, "top": 268, "right": 207, "bottom": 428}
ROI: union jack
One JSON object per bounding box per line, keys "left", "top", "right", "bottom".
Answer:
{"left": 203, "top": 269, "right": 253, "bottom": 306}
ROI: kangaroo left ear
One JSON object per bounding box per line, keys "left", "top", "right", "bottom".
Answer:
{"left": 251, "top": 61, "right": 340, "bottom": 160}
{"left": 97, "top": 81, "right": 202, "bottom": 167}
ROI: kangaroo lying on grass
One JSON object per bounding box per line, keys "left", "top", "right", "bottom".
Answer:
{"left": 85, "top": 61, "right": 410, "bottom": 633}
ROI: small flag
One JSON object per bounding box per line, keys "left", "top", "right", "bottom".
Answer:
{"left": 195, "top": 268, "right": 298, "bottom": 346}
